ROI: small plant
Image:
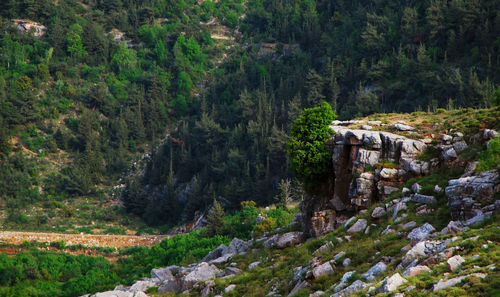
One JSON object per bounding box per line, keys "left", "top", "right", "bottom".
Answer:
{"left": 476, "top": 138, "right": 500, "bottom": 171}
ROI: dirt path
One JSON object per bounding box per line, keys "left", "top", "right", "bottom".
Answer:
{"left": 0, "top": 231, "right": 169, "bottom": 248}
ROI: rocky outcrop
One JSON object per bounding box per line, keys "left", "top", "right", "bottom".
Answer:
{"left": 202, "top": 238, "right": 251, "bottom": 264}
{"left": 304, "top": 124, "right": 430, "bottom": 236}
{"left": 13, "top": 19, "right": 46, "bottom": 38}
{"left": 446, "top": 170, "right": 499, "bottom": 221}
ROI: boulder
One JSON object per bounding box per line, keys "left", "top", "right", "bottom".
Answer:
{"left": 407, "top": 223, "right": 435, "bottom": 242}
{"left": 158, "top": 279, "right": 181, "bottom": 294}
{"left": 403, "top": 265, "right": 431, "bottom": 277}
{"left": 362, "top": 261, "right": 387, "bottom": 281}
{"left": 224, "top": 284, "right": 236, "bottom": 293}
{"left": 342, "top": 258, "right": 351, "bottom": 267}
{"left": 379, "top": 168, "right": 398, "bottom": 180}
{"left": 288, "top": 280, "right": 310, "bottom": 296}
{"left": 483, "top": 129, "right": 499, "bottom": 140}
{"left": 334, "top": 251, "right": 346, "bottom": 262}
{"left": 446, "top": 170, "right": 499, "bottom": 221}
{"left": 402, "top": 240, "right": 448, "bottom": 266}
{"left": 392, "top": 202, "right": 407, "bottom": 218}
{"left": 151, "top": 267, "right": 176, "bottom": 282}
{"left": 347, "top": 219, "right": 367, "bottom": 234}
{"left": 129, "top": 280, "right": 157, "bottom": 292}
{"left": 277, "top": 232, "right": 304, "bottom": 249}
{"left": 181, "top": 262, "right": 222, "bottom": 290}
{"left": 447, "top": 255, "right": 465, "bottom": 272}
{"left": 312, "top": 262, "right": 334, "bottom": 278}
{"left": 334, "top": 271, "right": 357, "bottom": 292}
{"left": 392, "top": 123, "right": 414, "bottom": 131}
{"left": 411, "top": 194, "right": 437, "bottom": 204}
{"left": 432, "top": 276, "right": 467, "bottom": 291}
{"left": 330, "top": 280, "right": 368, "bottom": 297}
{"left": 313, "top": 241, "right": 333, "bottom": 254}
{"left": 248, "top": 261, "right": 261, "bottom": 269}
{"left": 453, "top": 141, "right": 468, "bottom": 152}
{"left": 371, "top": 207, "right": 386, "bottom": 218}
{"left": 440, "top": 221, "right": 469, "bottom": 235}
{"left": 411, "top": 183, "right": 421, "bottom": 193}
{"left": 225, "top": 267, "right": 242, "bottom": 276}
{"left": 202, "top": 238, "right": 250, "bottom": 263}
{"left": 402, "top": 221, "right": 417, "bottom": 230}
{"left": 376, "top": 273, "right": 407, "bottom": 293}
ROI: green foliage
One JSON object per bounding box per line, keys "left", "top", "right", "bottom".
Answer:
{"left": 477, "top": 137, "right": 500, "bottom": 171}
{"left": 287, "top": 102, "right": 336, "bottom": 187}
{"left": 206, "top": 199, "right": 226, "bottom": 236}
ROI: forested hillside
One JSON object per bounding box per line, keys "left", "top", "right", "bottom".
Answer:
{"left": 0, "top": 0, "right": 499, "bottom": 229}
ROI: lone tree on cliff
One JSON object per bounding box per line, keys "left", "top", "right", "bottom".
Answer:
{"left": 287, "top": 102, "right": 336, "bottom": 191}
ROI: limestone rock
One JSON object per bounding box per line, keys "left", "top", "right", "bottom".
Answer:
{"left": 362, "top": 261, "right": 387, "bottom": 281}
{"left": 312, "top": 262, "right": 334, "bottom": 278}
{"left": 403, "top": 265, "right": 431, "bottom": 277}
{"left": 411, "top": 194, "right": 437, "bottom": 204}
{"left": 392, "top": 123, "right": 415, "bottom": 131}
{"left": 402, "top": 221, "right": 417, "bottom": 230}
{"left": 371, "top": 207, "right": 386, "bottom": 218}
{"left": 402, "top": 240, "right": 448, "bottom": 266}
{"left": 248, "top": 261, "right": 261, "bottom": 269}
{"left": 379, "top": 168, "right": 398, "bottom": 179}
{"left": 440, "top": 221, "right": 469, "bottom": 235}
{"left": 202, "top": 238, "right": 250, "bottom": 263}
{"left": 412, "top": 183, "right": 421, "bottom": 193}
{"left": 288, "top": 280, "right": 310, "bottom": 296}
{"left": 432, "top": 276, "right": 467, "bottom": 291}
{"left": 334, "top": 271, "right": 357, "bottom": 292}
{"left": 181, "top": 262, "right": 222, "bottom": 290}
{"left": 225, "top": 267, "right": 242, "bottom": 276}
{"left": 224, "top": 284, "right": 236, "bottom": 293}
{"left": 313, "top": 241, "right": 333, "bottom": 254}
{"left": 347, "top": 219, "right": 367, "bottom": 234}
{"left": 392, "top": 202, "right": 407, "bottom": 218}
{"left": 407, "top": 223, "right": 435, "bottom": 242}
{"left": 447, "top": 255, "right": 465, "bottom": 272}
{"left": 342, "top": 258, "right": 351, "bottom": 267}
{"left": 453, "top": 141, "right": 468, "bottom": 152}
{"left": 376, "top": 273, "right": 407, "bottom": 293}
{"left": 330, "top": 280, "right": 368, "bottom": 297}
{"left": 130, "top": 280, "right": 156, "bottom": 292}
{"left": 277, "top": 232, "right": 304, "bottom": 249}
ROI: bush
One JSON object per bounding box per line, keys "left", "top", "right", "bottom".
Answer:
{"left": 477, "top": 137, "right": 500, "bottom": 171}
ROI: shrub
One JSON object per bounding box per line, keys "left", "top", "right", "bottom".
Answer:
{"left": 253, "top": 217, "right": 277, "bottom": 238}
{"left": 476, "top": 137, "right": 500, "bottom": 171}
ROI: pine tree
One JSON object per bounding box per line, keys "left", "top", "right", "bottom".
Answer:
{"left": 206, "top": 198, "right": 225, "bottom": 236}
{"left": 274, "top": 178, "right": 291, "bottom": 208}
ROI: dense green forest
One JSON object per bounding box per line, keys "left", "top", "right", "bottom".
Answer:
{"left": 0, "top": 0, "right": 499, "bottom": 228}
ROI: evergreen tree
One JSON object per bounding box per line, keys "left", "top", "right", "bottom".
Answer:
{"left": 206, "top": 198, "right": 225, "bottom": 236}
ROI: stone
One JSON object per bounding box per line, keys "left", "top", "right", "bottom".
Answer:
{"left": 412, "top": 183, "right": 421, "bottom": 193}
{"left": 13, "top": 19, "right": 47, "bottom": 38}
{"left": 334, "top": 271, "right": 357, "bottom": 292}
{"left": 314, "top": 241, "right": 333, "bottom": 255}
{"left": 344, "top": 217, "right": 357, "bottom": 228}
{"left": 403, "top": 265, "right": 431, "bottom": 277}
{"left": 309, "top": 291, "right": 324, "bottom": 297}
{"left": 362, "top": 261, "right": 387, "bottom": 281}
{"left": 91, "top": 292, "right": 135, "bottom": 297}
{"left": 371, "top": 207, "right": 386, "bottom": 218}
{"left": 347, "top": 219, "right": 367, "bottom": 234}
{"left": 225, "top": 267, "right": 242, "bottom": 276}
{"left": 392, "top": 202, "right": 407, "bottom": 218}
{"left": 446, "top": 170, "right": 499, "bottom": 221}
{"left": 483, "top": 129, "right": 499, "bottom": 140}
{"left": 310, "top": 210, "right": 336, "bottom": 237}
{"left": 402, "top": 240, "right": 448, "bottom": 266}
{"left": 368, "top": 120, "right": 382, "bottom": 125}
{"left": 442, "top": 134, "right": 453, "bottom": 143}
{"left": 330, "top": 280, "right": 368, "bottom": 297}
{"left": 381, "top": 225, "right": 394, "bottom": 235}
{"left": 411, "top": 194, "right": 437, "bottom": 204}
{"left": 351, "top": 173, "right": 376, "bottom": 208}
{"left": 263, "top": 235, "right": 280, "bottom": 248}
{"left": 361, "top": 125, "right": 372, "bottom": 130}
{"left": 392, "top": 123, "right": 415, "bottom": 131}
{"left": 407, "top": 223, "right": 435, "bottom": 242}
{"left": 181, "top": 262, "right": 222, "bottom": 290}
{"left": 130, "top": 280, "right": 157, "bottom": 292}
{"left": 248, "top": 261, "right": 261, "bottom": 269}
{"left": 312, "top": 262, "right": 334, "bottom": 278}
{"left": 402, "top": 221, "right": 417, "bottom": 230}
{"left": 402, "top": 187, "right": 410, "bottom": 194}
{"left": 447, "top": 255, "right": 465, "bottom": 272}
{"left": 433, "top": 276, "right": 467, "bottom": 291}
{"left": 224, "top": 284, "right": 236, "bottom": 293}
{"left": 288, "top": 280, "right": 310, "bottom": 296}
{"left": 464, "top": 212, "right": 486, "bottom": 226}
{"left": 440, "top": 221, "right": 469, "bottom": 235}
{"left": 376, "top": 273, "right": 407, "bottom": 293}
{"left": 443, "top": 148, "right": 457, "bottom": 160}
{"left": 277, "top": 232, "right": 304, "bottom": 249}
{"left": 379, "top": 168, "right": 399, "bottom": 179}
{"left": 202, "top": 238, "right": 250, "bottom": 263}
{"left": 158, "top": 279, "right": 181, "bottom": 294}
{"left": 151, "top": 267, "right": 177, "bottom": 282}
{"left": 342, "top": 258, "right": 351, "bottom": 267}
{"left": 434, "top": 185, "right": 443, "bottom": 193}
{"left": 334, "top": 251, "right": 346, "bottom": 262}
{"left": 453, "top": 141, "right": 468, "bottom": 152}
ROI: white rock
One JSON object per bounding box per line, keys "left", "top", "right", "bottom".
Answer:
{"left": 433, "top": 276, "right": 467, "bottom": 291}
{"left": 403, "top": 265, "right": 431, "bottom": 277}
{"left": 376, "top": 273, "right": 407, "bottom": 293}
{"left": 347, "top": 219, "right": 367, "bottom": 234}
{"left": 312, "top": 262, "right": 334, "bottom": 278}
{"left": 411, "top": 183, "right": 421, "bottom": 193}
{"left": 447, "top": 255, "right": 465, "bottom": 272}
{"left": 362, "top": 261, "right": 387, "bottom": 281}
{"left": 224, "top": 284, "right": 236, "bottom": 293}
{"left": 407, "top": 223, "right": 435, "bottom": 242}
{"left": 248, "top": 261, "right": 261, "bottom": 269}
{"left": 371, "top": 207, "right": 386, "bottom": 218}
